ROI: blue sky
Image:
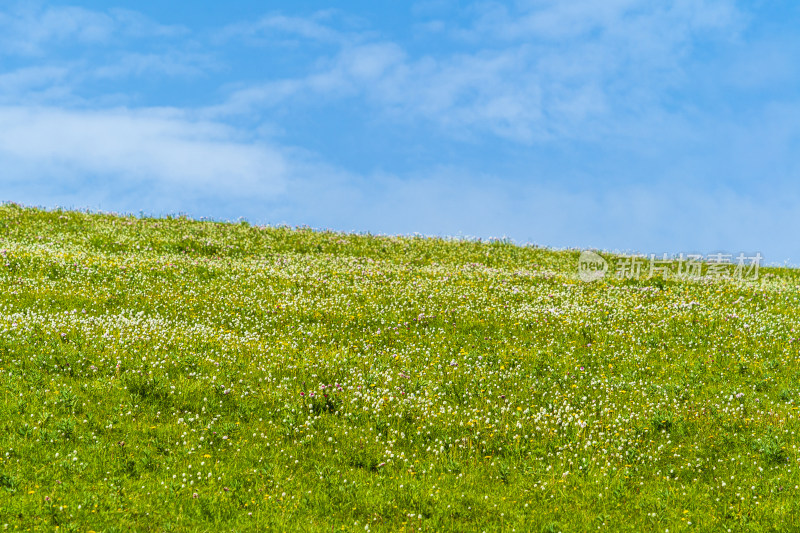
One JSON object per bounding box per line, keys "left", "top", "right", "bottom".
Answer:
{"left": 2, "top": 1, "right": 799, "bottom": 264}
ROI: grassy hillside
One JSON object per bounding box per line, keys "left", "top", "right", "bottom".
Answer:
{"left": 1, "top": 203, "right": 799, "bottom": 531}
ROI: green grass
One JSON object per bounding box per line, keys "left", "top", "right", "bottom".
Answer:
{"left": 1, "top": 202, "right": 800, "bottom": 531}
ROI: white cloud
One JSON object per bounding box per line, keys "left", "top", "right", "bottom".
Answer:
{"left": 0, "top": 5, "right": 185, "bottom": 56}
{"left": 208, "top": 1, "right": 743, "bottom": 144}
{"left": 216, "top": 12, "right": 346, "bottom": 46}
{"left": 91, "top": 51, "right": 214, "bottom": 79}
{"left": 1, "top": 6, "right": 114, "bottom": 55}
{"left": 205, "top": 41, "right": 407, "bottom": 117}
{"left": 463, "top": 0, "right": 741, "bottom": 42}
{"left": 0, "top": 5, "right": 206, "bottom": 107}
{"left": 0, "top": 107, "right": 288, "bottom": 198}
{"left": 0, "top": 2, "right": 745, "bottom": 145}
{"left": 105, "top": 8, "right": 188, "bottom": 39}
{"left": 0, "top": 65, "right": 71, "bottom": 96}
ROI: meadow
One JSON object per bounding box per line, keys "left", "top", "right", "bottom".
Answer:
{"left": 1, "top": 203, "right": 800, "bottom": 531}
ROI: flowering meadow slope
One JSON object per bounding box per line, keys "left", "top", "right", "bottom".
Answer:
{"left": 1, "top": 204, "right": 799, "bottom": 531}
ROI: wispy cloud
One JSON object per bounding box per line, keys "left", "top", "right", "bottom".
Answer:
{"left": 0, "top": 5, "right": 185, "bottom": 56}
{"left": 205, "top": 41, "right": 407, "bottom": 117}
{"left": 0, "top": 4, "right": 207, "bottom": 108}
{"left": 0, "top": 106, "right": 288, "bottom": 200}
{"left": 217, "top": 12, "right": 346, "bottom": 45}
{"left": 0, "top": 65, "right": 72, "bottom": 101}
{"left": 208, "top": 0, "right": 744, "bottom": 144}
{"left": 458, "top": 0, "right": 741, "bottom": 42}
{"left": 91, "top": 51, "right": 214, "bottom": 80}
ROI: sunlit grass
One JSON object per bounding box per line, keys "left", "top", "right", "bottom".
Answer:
{"left": 1, "top": 202, "right": 799, "bottom": 531}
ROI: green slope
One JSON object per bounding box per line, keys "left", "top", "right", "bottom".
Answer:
{"left": 1, "top": 203, "right": 799, "bottom": 532}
